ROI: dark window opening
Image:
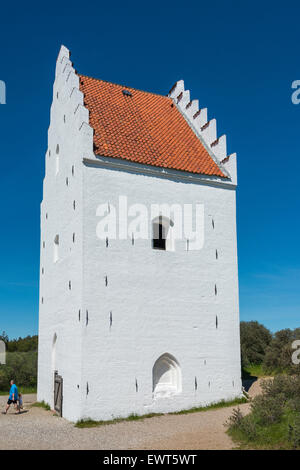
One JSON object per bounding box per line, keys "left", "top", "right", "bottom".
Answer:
{"left": 152, "top": 221, "right": 166, "bottom": 251}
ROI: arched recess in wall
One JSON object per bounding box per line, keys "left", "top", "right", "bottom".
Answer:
{"left": 51, "top": 333, "right": 57, "bottom": 374}
{"left": 152, "top": 216, "right": 174, "bottom": 251}
{"left": 152, "top": 353, "right": 181, "bottom": 398}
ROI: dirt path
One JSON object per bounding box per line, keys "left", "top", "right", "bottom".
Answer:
{"left": 0, "top": 381, "right": 263, "bottom": 450}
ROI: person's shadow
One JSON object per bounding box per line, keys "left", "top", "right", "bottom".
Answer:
{"left": 2, "top": 410, "right": 29, "bottom": 415}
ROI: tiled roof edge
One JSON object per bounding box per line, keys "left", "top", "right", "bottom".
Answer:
{"left": 83, "top": 155, "right": 237, "bottom": 189}
{"left": 168, "top": 81, "right": 235, "bottom": 180}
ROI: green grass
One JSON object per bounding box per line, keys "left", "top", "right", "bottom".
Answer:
{"left": 170, "top": 397, "right": 248, "bottom": 415}
{"left": 0, "top": 386, "right": 37, "bottom": 396}
{"left": 242, "top": 364, "right": 266, "bottom": 379}
{"left": 76, "top": 413, "right": 164, "bottom": 428}
{"left": 228, "top": 411, "right": 299, "bottom": 450}
{"left": 31, "top": 401, "right": 51, "bottom": 411}
{"left": 75, "top": 397, "right": 248, "bottom": 428}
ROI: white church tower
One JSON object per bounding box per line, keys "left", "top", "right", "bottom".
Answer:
{"left": 38, "top": 45, "right": 242, "bottom": 422}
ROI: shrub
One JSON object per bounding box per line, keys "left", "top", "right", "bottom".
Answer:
{"left": 288, "top": 414, "right": 300, "bottom": 449}
{"left": 251, "top": 394, "right": 285, "bottom": 425}
{"left": 240, "top": 321, "right": 272, "bottom": 367}
{"left": 0, "top": 351, "right": 37, "bottom": 391}
{"left": 0, "top": 333, "right": 38, "bottom": 392}
{"left": 263, "top": 328, "right": 300, "bottom": 374}
{"left": 227, "top": 374, "right": 300, "bottom": 449}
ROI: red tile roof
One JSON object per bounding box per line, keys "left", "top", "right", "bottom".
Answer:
{"left": 78, "top": 75, "right": 226, "bottom": 178}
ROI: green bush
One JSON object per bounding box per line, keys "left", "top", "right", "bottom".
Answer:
{"left": 0, "top": 351, "right": 38, "bottom": 391}
{"left": 240, "top": 323, "right": 300, "bottom": 376}
{"left": 227, "top": 375, "right": 300, "bottom": 449}
{"left": 288, "top": 414, "right": 300, "bottom": 449}
{"left": 240, "top": 321, "right": 272, "bottom": 367}
{"left": 0, "top": 332, "right": 38, "bottom": 392}
{"left": 263, "top": 328, "right": 300, "bottom": 374}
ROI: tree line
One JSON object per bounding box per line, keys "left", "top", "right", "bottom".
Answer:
{"left": 240, "top": 321, "right": 300, "bottom": 375}
{"left": 0, "top": 332, "right": 38, "bottom": 391}
{"left": 0, "top": 322, "right": 299, "bottom": 392}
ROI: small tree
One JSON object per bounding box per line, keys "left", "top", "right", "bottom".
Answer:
{"left": 240, "top": 321, "right": 272, "bottom": 367}
{"left": 263, "top": 328, "right": 300, "bottom": 374}
{"left": 0, "top": 331, "right": 9, "bottom": 344}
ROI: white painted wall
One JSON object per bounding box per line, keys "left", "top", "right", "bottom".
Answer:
{"left": 80, "top": 161, "right": 242, "bottom": 421}
{"left": 38, "top": 46, "right": 94, "bottom": 422}
{"left": 38, "top": 45, "right": 242, "bottom": 423}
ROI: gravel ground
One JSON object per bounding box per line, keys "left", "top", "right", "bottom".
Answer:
{"left": 0, "top": 382, "right": 262, "bottom": 450}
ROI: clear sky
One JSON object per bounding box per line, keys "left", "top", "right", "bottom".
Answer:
{"left": 0, "top": 0, "right": 299, "bottom": 339}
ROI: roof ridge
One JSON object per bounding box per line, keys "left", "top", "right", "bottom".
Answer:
{"left": 78, "top": 73, "right": 171, "bottom": 100}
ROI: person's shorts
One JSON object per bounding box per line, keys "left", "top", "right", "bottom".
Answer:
{"left": 7, "top": 399, "right": 17, "bottom": 405}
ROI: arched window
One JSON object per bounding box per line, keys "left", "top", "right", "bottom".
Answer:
{"left": 152, "top": 353, "right": 181, "bottom": 398}
{"left": 152, "top": 216, "right": 174, "bottom": 251}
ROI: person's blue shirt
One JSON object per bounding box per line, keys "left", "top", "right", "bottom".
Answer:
{"left": 9, "top": 384, "right": 18, "bottom": 400}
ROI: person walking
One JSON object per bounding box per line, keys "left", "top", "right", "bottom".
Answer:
{"left": 4, "top": 380, "right": 20, "bottom": 414}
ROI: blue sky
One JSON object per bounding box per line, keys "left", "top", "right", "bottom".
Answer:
{"left": 0, "top": 0, "right": 299, "bottom": 338}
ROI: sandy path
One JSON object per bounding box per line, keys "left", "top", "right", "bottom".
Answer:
{"left": 0, "top": 382, "right": 263, "bottom": 450}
